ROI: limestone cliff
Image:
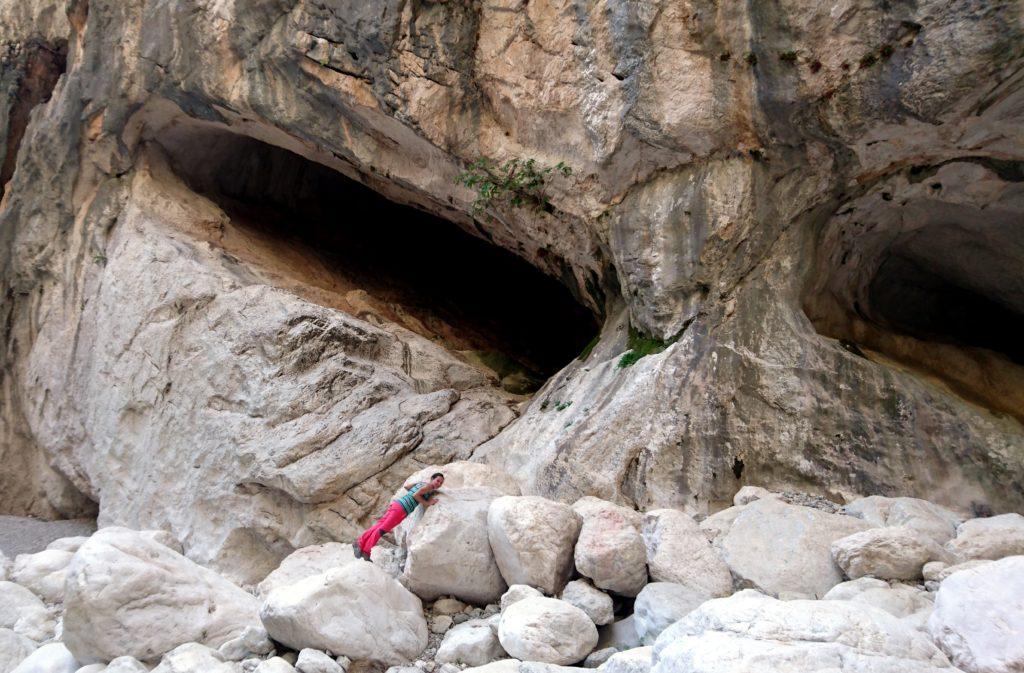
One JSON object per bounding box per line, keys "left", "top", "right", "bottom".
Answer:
{"left": 0, "top": 0, "right": 1021, "bottom": 576}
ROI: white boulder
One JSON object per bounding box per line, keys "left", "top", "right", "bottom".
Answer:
{"left": 487, "top": 496, "right": 581, "bottom": 595}
{"left": 0, "top": 581, "right": 55, "bottom": 642}
{"left": 720, "top": 498, "right": 871, "bottom": 597}
{"left": 823, "top": 577, "right": 933, "bottom": 618}
{"left": 260, "top": 561, "right": 427, "bottom": 665}
{"left": 296, "top": 648, "right": 344, "bottom": 673}
{"left": 1, "top": 628, "right": 37, "bottom": 673}
{"left": 928, "top": 555, "right": 1024, "bottom": 673}
{"left": 10, "top": 643, "right": 78, "bottom": 673}
{"left": 598, "top": 648, "right": 652, "bottom": 673}
{"left": 402, "top": 487, "right": 508, "bottom": 605}
{"left": 256, "top": 658, "right": 297, "bottom": 673}
{"left": 257, "top": 543, "right": 358, "bottom": 597}
{"left": 104, "top": 657, "right": 149, "bottom": 673}
{"left": 501, "top": 585, "right": 543, "bottom": 612}
{"left": 11, "top": 550, "right": 74, "bottom": 603}
{"left": 74, "top": 665, "right": 106, "bottom": 673}
{"left": 572, "top": 498, "right": 647, "bottom": 597}
{"left": 560, "top": 580, "right": 613, "bottom": 626}
{"left": 843, "top": 496, "right": 963, "bottom": 545}
{"left": 945, "top": 514, "right": 1024, "bottom": 562}
{"left": 642, "top": 510, "right": 731, "bottom": 597}
{"left": 831, "top": 526, "right": 948, "bottom": 580}
{"left": 498, "top": 597, "right": 598, "bottom": 665}
{"left": 652, "top": 590, "right": 957, "bottom": 673}
{"left": 634, "top": 583, "right": 709, "bottom": 645}
{"left": 436, "top": 619, "right": 507, "bottom": 666}
{"left": 150, "top": 643, "right": 235, "bottom": 673}
{"left": 62, "top": 527, "right": 263, "bottom": 663}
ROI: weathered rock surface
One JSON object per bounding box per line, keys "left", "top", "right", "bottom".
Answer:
{"left": 928, "top": 556, "right": 1024, "bottom": 673}
{"left": 634, "top": 583, "right": 709, "bottom": 646}
{"left": 560, "top": 580, "right": 614, "bottom": 626}
{"left": 11, "top": 550, "right": 73, "bottom": 603}
{"left": 9, "top": 643, "right": 78, "bottom": 673}
{"left": 260, "top": 562, "right": 428, "bottom": 665}
{"left": 652, "top": 590, "right": 957, "bottom": 673}
{"left": 0, "top": 628, "right": 37, "bottom": 673}
{"left": 721, "top": 499, "right": 871, "bottom": 597}
{"left": 0, "top": 581, "right": 55, "bottom": 642}
{"left": 487, "top": 496, "right": 581, "bottom": 595}
{"left": 945, "top": 514, "right": 1024, "bottom": 562}
{"left": 402, "top": 487, "right": 508, "bottom": 605}
{"left": 62, "top": 527, "right": 263, "bottom": 663}
{"left": 436, "top": 620, "right": 507, "bottom": 667}
{"left": 498, "top": 597, "right": 598, "bottom": 665}
{"left": 572, "top": 499, "right": 647, "bottom": 597}
{"left": 831, "top": 526, "right": 948, "bottom": 580}
{"left": 642, "top": 510, "right": 731, "bottom": 597}
{"left": 257, "top": 543, "right": 358, "bottom": 598}
{"left": 843, "top": 497, "right": 964, "bottom": 545}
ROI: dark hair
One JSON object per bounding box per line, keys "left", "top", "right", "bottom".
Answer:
{"left": 431, "top": 472, "right": 445, "bottom": 480}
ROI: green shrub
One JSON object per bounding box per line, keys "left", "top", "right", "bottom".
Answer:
{"left": 455, "top": 157, "right": 572, "bottom": 213}
{"left": 617, "top": 327, "right": 675, "bottom": 369}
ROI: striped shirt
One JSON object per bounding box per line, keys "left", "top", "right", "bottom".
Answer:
{"left": 396, "top": 482, "right": 435, "bottom": 514}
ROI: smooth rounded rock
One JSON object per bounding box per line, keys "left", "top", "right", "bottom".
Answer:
{"left": 257, "top": 543, "right": 359, "bottom": 598}
{"left": 436, "top": 619, "right": 507, "bottom": 667}
{"left": 487, "top": 496, "right": 581, "bottom": 595}
{"left": 560, "top": 579, "right": 613, "bottom": 626}
{"left": 498, "top": 597, "right": 598, "bottom": 665}
{"left": 500, "top": 585, "right": 543, "bottom": 612}
{"left": 10, "top": 643, "right": 78, "bottom": 673}
{"left": 572, "top": 498, "right": 646, "bottom": 597}
{"left": 150, "top": 643, "right": 235, "bottom": 673}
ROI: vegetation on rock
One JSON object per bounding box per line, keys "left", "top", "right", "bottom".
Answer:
{"left": 455, "top": 157, "right": 572, "bottom": 213}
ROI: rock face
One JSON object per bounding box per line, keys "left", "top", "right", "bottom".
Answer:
{"left": 721, "top": 499, "right": 871, "bottom": 598}
{"left": 1, "top": 0, "right": 1022, "bottom": 572}
{"left": 487, "top": 496, "right": 582, "bottom": 595}
{"left": 642, "top": 510, "right": 731, "bottom": 597}
{"left": 62, "top": 527, "right": 263, "bottom": 663}
{"left": 498, "top": 597, "right": 598, "bottom": 665}
{"left": 572, "top": 499, "right": 647, "bottom": 597}
{"left": 260, "top": 561, "right": 428, "bottom": 665}
{"left": 928, "top": 556, "right": 1024, "bottom": 673}
{"left": 652, "top": 590, "right": 957, "bottom": 673}
{"left": 402, "top": 487, "right": 508, "bottom": 605}
{"left": 831, "top": 526, "right": 948, "bottom": 580}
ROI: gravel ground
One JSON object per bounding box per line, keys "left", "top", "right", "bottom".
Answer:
{"left": 0, "top": 515, "right": 97, "bottom": 556}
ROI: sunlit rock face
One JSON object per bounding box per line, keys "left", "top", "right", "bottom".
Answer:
{"left": 0, "top": 0, "right": 1022, "bottom": 575}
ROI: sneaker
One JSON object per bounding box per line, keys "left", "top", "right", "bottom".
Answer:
{"left": 352, "top": 542, "right": 367, "bottom": 560}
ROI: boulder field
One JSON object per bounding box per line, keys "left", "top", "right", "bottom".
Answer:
{"left": 2, "top": 465, "right": 1022, "bottom": 673}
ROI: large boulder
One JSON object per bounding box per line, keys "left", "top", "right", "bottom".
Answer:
{"left": 831, "top": 526, "right": 949, "bottom": 580}
{"left": 634, "top": 583, "right": 709, "bottom": 646}
{"left": 260, "top": 561, "right": 427, "bottom": 665}
{"left": 400, "top": 463, "right": 521, "bottom": 498}
{"left": 0, "top": 581, "right": 55, "bottom": 642}
{"left": 560, "top": 579, "right": 614, "bottom": 626}
{"left": 62, "top": 527, "right": 264, "bottom": 663}
{"left": 945, "top": 514, "right": 1024, "bottom": 562}
{"left": 9, "top": 643, "right": 78, "bottom": 673}
{"left": 487, "top": 496, "right": 582, "bottom": 595}
{"left": 402, "top": 487, "right": 508, "bottom": 605}
{"left": 698, "top": 506, "right": 745, "bottom": 547}
{"left": 150, "top": 643, "right": 236, "bottom": 673}
{"left": 498, "top": 597, "right": 599, "bottom": 665}
{"left": 436, "top": 619, "right": 507, "bottom": 667}
{"left": 0, "top": 629, "right": 37, "bottom": 673}
{"left": 257, "top": 543, "right": 359, "bottom": 597}
{"left": 11, "top": 550, "right": 74, "bottom": 603}
{"left": 642, "top": 510, "right": 731, "bottom": 597}
{"left": 823, "top": 578, "right": 933, "bottom": 619}
{"left": 652, "top": 590, "right": 957, "bottom": 673}
{"left": 720, "top": 498, "right": 871, "bottom": 597}
{"left": 928, "top": 555, "right": 1024, "bottom": 673}
{"left": 572, "top": 498, "right": 647, "bottom": 597}
{"left": 842, "top": 497, "right": 963, "bottom": 545}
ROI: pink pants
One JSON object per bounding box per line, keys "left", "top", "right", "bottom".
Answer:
{"left": 357, "top": 501, "right": 407, "bottom": 555}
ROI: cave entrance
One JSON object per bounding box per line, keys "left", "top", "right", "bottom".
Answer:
{"left": 152, "top": 125, "right": 599, "bottom": 392}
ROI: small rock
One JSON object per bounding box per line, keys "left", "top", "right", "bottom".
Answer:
{"left": 336, "top": 656, "right": 351, "bottom": 672}
{"left": 596, "top": 647, "right": 652, "bottom": 673}
{"left": 560, "top": 580, "right": 613, "bottom": 626}
{"left": 0, "top": 628, "right": 37, "bottom": 673}
{"left": 499, "top": 585, "right": 542, "bottom": 612}
{"left": 150, "top": 643, "right": 235, "bottom": 673}
{"left": 436, "top": 619, "right": 507, "bottom": 667}
{"left": 296, "top": 648, "right": 344, "bottom": 673}
{"left": 582, "top": 648, "right": 617, "bottom": 668}
{"left": 633, "top": 583, "right": 710, "bottom": 645}
{"left": 75, "top": 665, "right": 107, "bottom": 673}
{"left": 497, "top": 597, "right": 598, "bottom": 665}
{"left": 432, "top": 598, "right": 468, "bottom": 616}
{"left": 10, "top": 643, "right": 79, "bottom": 673}
{"left": 104, "top": 656, "right": 149, "bottom": 673}
{"left": 218, "top": 625, "right": 274, "bottom": 661}
{"left": 431, "top": 615, "right": 454, "bottom": 635}
{"left": 831, "top": 525, "right": 949, "bottom": 580}
{"left": 452, "top": 613, "right": 472, "bottom": 625}
{"left": 255, "top": 657, "right": 297, "bottom": 673}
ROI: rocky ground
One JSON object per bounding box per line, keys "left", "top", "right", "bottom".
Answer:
{"left": 2, "top": 461, "right": 1022, "bottom": 673}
